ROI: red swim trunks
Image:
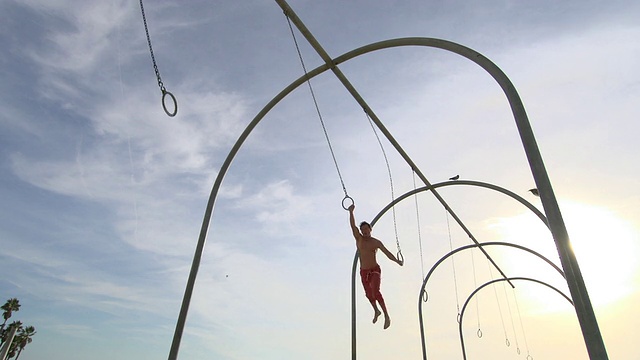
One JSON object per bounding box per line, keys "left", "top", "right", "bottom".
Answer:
{"left": 360, "top": 264, "right": 384, "bottom": 303}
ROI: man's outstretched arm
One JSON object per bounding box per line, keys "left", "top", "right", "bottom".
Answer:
{"left": 378, "top": 241, "right": 403, "bottom": 266}
{"left": 348, "top": 204, "right": 360, "bottom": 240}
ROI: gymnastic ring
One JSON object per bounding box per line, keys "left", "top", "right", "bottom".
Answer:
{"left": 526, "top": 355, "right": 533, "bottom": 360}
{"left": 396, "top": 250, "right": 404, "bottom": 265}
{"left": 162, "top": 89, "right": 178, "bottom": 117}
{"left": 505, "top": 338, "right": 510, "bottom": 347}
{"left": 421, "top": 289, "right": 428, "bottom": 302}
{"left": 517, "top": 348, "right": 521, "bottom": 355}
{"left": 342, "top": 195, "right": 354, "bottom": 210}
{"left": 477, "top": 329, "right": 483, "bottom": 338}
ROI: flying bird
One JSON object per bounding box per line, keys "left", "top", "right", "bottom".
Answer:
{"left": 528, "top": 188, "right": 539, "bottom": 196}
{"left": 449, "top": 175, "right": 460, "bottom": 181}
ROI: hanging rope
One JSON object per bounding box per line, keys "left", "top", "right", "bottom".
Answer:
{"left": 502, "top": 281, "right": 521, "bottom": 354}
{"left": 446, "top": 211, "right": 462, "bottom": 322}
{"left": 412, "top": 170, "right": 427, "bottom": 302}
{"left": 513, "top": 289, "right": 534, "bottom": 360}
{"left": 470, "top": 239, "right": 482, "bottom": 337}
{"left": 285, "top": 15, "right": 352, "bottom": 210}
{"left": 139, "top": 0, "right": 177, "bottom": 117}
{"left": 488, "top": 262, "right": 511, "bottom": 347}
{"left": 365, "top": 111, "right": 403, "bottom": 264}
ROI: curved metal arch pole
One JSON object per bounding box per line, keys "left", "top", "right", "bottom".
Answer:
{"left": 276, "top": 2, "right": 606, "bottom": 357}
{"left": 169, "top": 19, "right": 605, "bottom": 360}
{"left": 418, "top": 242, "right": 566, "bottom": 360}
{"left": 459, "top": 277, "right": 574, "bottom": 360}
{"left": 277, "top": 0, "right": 512, "bottom": 292}
{"left": 352, "top": 178, "right": 548, "bottom": 357}
{"left": 337, "top": 39, "right": 606, "bottom": 360}
{"left": 167, "top": 63, "right": 333, "bottom": 360}
{"left": 372, "top": 180, "right": 548, "bottom": 227}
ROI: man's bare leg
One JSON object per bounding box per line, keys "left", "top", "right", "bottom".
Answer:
{"left": 371, "top": 302, "right": 382, "bottom": 323}
{"left": 377, "top": 298, "right": 391, "bottom": 329}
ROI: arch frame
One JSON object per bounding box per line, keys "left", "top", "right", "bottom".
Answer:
{"left": 458, "top": 277, "right": 574, "bottom": 360}
{"left": 168, "top": 10, "right": 606, "bottom": 359}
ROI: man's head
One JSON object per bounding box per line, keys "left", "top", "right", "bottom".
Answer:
{"left": 359, "top": 221, "right": 372, "bottom": 237}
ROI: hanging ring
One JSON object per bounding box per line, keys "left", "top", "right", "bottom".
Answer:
{"left": 505, "top": 338, "right": 510, "bottom": 347}
{"left": 421, "top": 289, "right": 428, "bottom": 302}
{"left": 342, "top": 195, "right": 354, "bottom": 210}
{"left": 526, "top": 355, "right": 534, "bottom": 360}
{"left": 477, "top": 328, "right": 483, "bottom": 338}
{"left": 162, "top": 89, "right": 178, "bottom": 117}
{"left": 396, "top": 250, "right": 404, "bottom": 265}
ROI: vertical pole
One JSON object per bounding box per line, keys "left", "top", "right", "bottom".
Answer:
{"left": 507, "top": 92, "right": 608, "bottom": 359}
{"left": 0, "top": 325, "right": 17, "bottom": 360}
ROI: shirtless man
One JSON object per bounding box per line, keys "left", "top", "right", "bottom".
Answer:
{"left": 349, "top": 204, "right": 403, "bottom": 329}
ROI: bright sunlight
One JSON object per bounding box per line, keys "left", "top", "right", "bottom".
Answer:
{"left": 488, "top": 200, "right": 639, "bottom": 310}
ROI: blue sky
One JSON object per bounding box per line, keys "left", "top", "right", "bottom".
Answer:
{"left": 1, "top": 1, "right": 639, "bottom": 359}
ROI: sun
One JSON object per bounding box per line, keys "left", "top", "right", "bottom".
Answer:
{"left": 560, "top": 201, "right": 639, "bottom": 307}
{"left": 487, "top": 200, "right": 639, "bottom": 310}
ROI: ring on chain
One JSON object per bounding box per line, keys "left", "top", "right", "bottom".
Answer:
{"left": 342, "top": 195, "right": 354, "bottom": 210}
{"left": 421, "top": 289, "right": 428, "bottom": 302}
{"left": 162, "top": 90, "right": 178, "bottom": 117}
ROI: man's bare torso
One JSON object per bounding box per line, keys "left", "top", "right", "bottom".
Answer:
{"left": 358, "top": 236, "right": 381, "bottom": 269}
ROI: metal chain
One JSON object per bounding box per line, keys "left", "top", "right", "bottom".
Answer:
{"left": 140, "top": 0, "right": 164, "bottom": 92}
{"left": 139, "top": 0, "right": 177, "bottom": 117}
{"left": 285, "top": 14, "right": 350, "bottom": 207}
{"left": 365, "top": 111, "right": 402, "bottom": 262}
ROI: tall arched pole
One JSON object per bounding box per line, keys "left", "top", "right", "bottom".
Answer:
{"left": 458, "top": 277, "right": 574, "bottom": 360}
{"left": 168, "top": 12, "right": 607, "bottom": 360}
{"left": 166, "top": 58, "right": 333, "bottom": 360}
{"left": 275, "top": 1, "right": 607, "bottom": 358}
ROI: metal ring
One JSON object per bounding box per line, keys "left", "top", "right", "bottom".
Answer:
{"left": 526, "top": 355, "right": 533, "bottom": 360}
{"left": 162, "top": 90, "right": 178, "bottom": 117}
{"left": 477, "top": 328, "right": 483, "bottom": 338}
{"left": 421, "top": 289, "right": 428, "bottom": 302}
{"left": 342, "top": 195, "right": 354, "bottom": 210}
{"left": 505, "top": 338, "right": 510, "bottom": 347}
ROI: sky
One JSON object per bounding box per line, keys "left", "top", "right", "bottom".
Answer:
{"left": 0, "top": 0, "right": 639, "bottom": 359}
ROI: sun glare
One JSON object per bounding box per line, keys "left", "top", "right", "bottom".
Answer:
{"left": 561, "top": 201, "right": 638, "bottom": 307}
{"left": 488, "top": 201, "right": 639, "bottom": 310}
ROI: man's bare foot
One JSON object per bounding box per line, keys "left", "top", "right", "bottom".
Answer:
{"left": 383, "top": 316, "right": 391, "bottom": 329}
{"left": 373, "top": 310, "right": 381, "bottom": 324}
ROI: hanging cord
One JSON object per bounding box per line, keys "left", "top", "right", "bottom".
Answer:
{"left": 139, "top": 0, "right": 177, "bottom": 117}
{"left": 365, "top": 111, "right": 403, "bottom": 264}
{"left": 412, "top": 170, "right": 427, "bottom": 302}
{"left": 446, "top": 211, "right": 462, "bottom": 322}
{"left": 488, "top": 262, "right": 511, "bottom": 347}
{"left": 513, "top": 289, "right": 534, "bottom": 360}
{"left": 470, "top": 243, "right": 482, "bottom": 337}
{"left": 502, "top": 281, "right": 521, "bottom": 355}
{"left": 285, "top": 15, "right": 352, "bottom": 210}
